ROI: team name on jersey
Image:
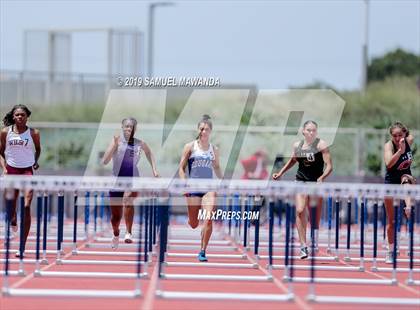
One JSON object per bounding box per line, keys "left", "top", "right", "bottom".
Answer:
{"left": 397, "top": 151, "right": 413, "bottom": 170}
{"left": 9, "top": 139, "right": 29, "bottom": 146}
{"left": 191, "top": 158, "right": 213, "bottom": 169}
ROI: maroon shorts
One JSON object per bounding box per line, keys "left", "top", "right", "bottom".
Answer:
{"left": 6, "top": 164, "right": 33, "bottom": 175}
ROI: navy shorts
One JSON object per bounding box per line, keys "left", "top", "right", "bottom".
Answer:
{"left": 109, "top": 191, "right": 125, "bottom": 198}
{"left": 185, "top": 192, "right": 206, "bottom": 198}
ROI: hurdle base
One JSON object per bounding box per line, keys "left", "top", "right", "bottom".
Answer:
{"left": 2, "top": 288, "right": 11, "bottom": 296}
{"left": 40, "top": 259, "right": 48, "bottom": 265}
{"left": 406, "top": 279, "right": 414, "bottom": 285}
{"left": 306, "top": 294, "right": 316, "bottom": 302}
{"left": 344, "top": 256, "right": 351, "bottom": 262}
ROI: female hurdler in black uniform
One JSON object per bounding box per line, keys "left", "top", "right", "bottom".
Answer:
{"left": 273, "top": 120, "right": 333, "bottom": 259}
{"left": 383, "top": 122, "right": 415, "bottom": 263}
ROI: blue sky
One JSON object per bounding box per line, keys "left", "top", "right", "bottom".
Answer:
{"left": 1, "top": 0, "right": 419, "bottom": 90}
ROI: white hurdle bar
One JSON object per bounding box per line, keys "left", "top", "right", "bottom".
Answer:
{"left": 94, "top": 237, "right": 232, "bottom": 245}
{"left": 290, "top": 277, "right": 395, "bottom": 285}
{"left": 271, "top": 265, "right": 362, "bottom": 272}
{"left": 164, "top": 261, "right": 258, "bottom": 269}
{"left": 257, "top": 254, "right": 336, "bottom": 262}
{"left": 57, "top": 259, "right": 146, "bottom": 266}
{"left": 84, "top": 243, "right": 237, "bottom": 251}
{"left": 160, "top": 273, "right": 273, "bottom": 282}
{"left": 0, "top": 270, "right": 26, "bottom": 276}
{"left": 156, "top": 290, "right": 294, "bottom": 302}
{"left": 166, "top": 252, "right": 247, "bottom": 259}
{"left": 73, "top": 250, "right": 143, "bottom": 256}
{"left": 308, "top": 295, "right": 420, "bottom": 305}
{"left": 0, "top": 249, "right": 62, "bottom": 255}
{"left": 33, "top": 270, "right": 148, "bottom": 279}
{"left": 2, "top": 288, "right": 141, "bottom": 298}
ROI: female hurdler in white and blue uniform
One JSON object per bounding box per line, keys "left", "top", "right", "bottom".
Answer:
{"left": 179, "top": 115, "right": 223, "bottom": 262}
{"left": 103, "top": 118, "right": 159, "bottom": 249}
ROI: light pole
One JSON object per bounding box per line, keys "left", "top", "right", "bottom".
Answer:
{"left": 148, "top": 2, "right": 175, "bottom": 78}
{"left": 361, "top": 0, "right": 370, "bottom": 93}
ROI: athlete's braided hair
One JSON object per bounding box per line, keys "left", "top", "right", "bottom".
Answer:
{"left": 3, "top": 105, "right": 32, "bottom": 126}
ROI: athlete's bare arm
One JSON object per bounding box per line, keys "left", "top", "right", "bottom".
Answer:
{"left": 212, "top": 145, "right": 223, "bottom": 179}
{"left": 317, "top": 139, "right": 332, "bottom": 182}
{"left": 31, "top": 128, "right": 41, "bottom": 170}
{"left": 272, "top": 141, "right": 299, "bottom": 180}
{"left": 141, "top": 141, "right": 159, "bottom": 177}
{"left": 178, "top": 142, "right": 193, "bottom": 179}
{"left": 102, "top": 135, "right": 119, "bottom": 165}
{"left": 406, "top": 134, "right": 414, "bottom": 146}
{"left": 384, "top": 140, "right": 404, "bottom": 169}
{"left": 0, "top": 128, "right": 8, "bottom": 174}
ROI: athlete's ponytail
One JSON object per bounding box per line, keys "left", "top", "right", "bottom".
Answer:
{"left": 2, "top": 104, "right": 31, "bottom": 127}
{"left": 197, "top": 114, "right": 212, "bottom": 139}
{"left": 389, "top": 122, "right": 409, "bottom": 137}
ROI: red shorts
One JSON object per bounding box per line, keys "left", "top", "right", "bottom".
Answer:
{"left": 6, "top": 164, "right": 33, "bottom": 175}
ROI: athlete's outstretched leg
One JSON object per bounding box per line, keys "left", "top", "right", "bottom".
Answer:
{"left": 123, "top": 191, "right": 137, "bottom": 243}
{"left": 186, "top": 196, "right": 202, "bottom": 229}
{"left": 296, "top": 193, "right": 309, "bottom": 259}
{"left": 200, "top": 192, "right": 216, "bottom": 251}
{"left": 384, "top": 197, "right": 395, "bottom": 263}
{"left": 110, "top": 195, "right": 123, "bottom": 249}
{"left": 308, "top": 196, "right": 322, "bottom": 249}
{"left": 22, "top": 189, "right": 33, "bottom": 251}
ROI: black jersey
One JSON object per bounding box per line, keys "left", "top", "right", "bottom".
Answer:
{"left": 385, "top": 139, "right": 413, "bottom": 184}
{"left": 295, "top": 138, "right": 324, "bottom": 182}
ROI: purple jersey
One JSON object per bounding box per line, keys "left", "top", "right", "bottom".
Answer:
{"left": 112, "top": 135, "right": 142, "bottom": 177}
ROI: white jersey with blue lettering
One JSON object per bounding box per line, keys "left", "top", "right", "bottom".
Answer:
{"left": 187, "top": 140, "right": 215, "bottom": 179}
{"left": 5, "top": 125, "right": 35, "bottom": 168}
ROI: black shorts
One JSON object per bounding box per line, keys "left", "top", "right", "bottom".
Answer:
{"left": 109, "top": 191, "right": 125, "bottom": 198}
{"left": 185, "top": 192, "right": 206, "bottom": 198}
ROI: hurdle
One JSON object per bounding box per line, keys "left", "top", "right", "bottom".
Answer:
{"left": 2, "top": 176, "right": 420, "bottom": 303}
{"left": 2, "top": 182, "right": 149, "bottom": 298}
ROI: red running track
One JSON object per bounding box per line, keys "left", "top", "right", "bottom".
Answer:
{"left": 1, "top": 224, "right": 419, "bottom": 310}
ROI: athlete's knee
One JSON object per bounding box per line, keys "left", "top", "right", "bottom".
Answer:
{"left": 25, "top": 191, "right": 33, "bottom": 201}
{"left": 296, "top": 205, "right": 306, "bottom": 215}
{"left": 203, "top": 219, "right": 212, "bottom": 229}
{"left": 124, "top": 205, "right": 134, "bottom": 211}
{"left": 188, "top": 219, "right": 199, "bottom": 229}
{"left": 122, "top": 197, "right": 132, "bottom": 206}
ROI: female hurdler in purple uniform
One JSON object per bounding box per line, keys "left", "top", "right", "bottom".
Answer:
{"left": 103, "top": 118, "right": 159, "bottom": 249}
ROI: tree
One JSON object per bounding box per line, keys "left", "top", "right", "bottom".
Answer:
{"left": 368, "top": 48, "right": 420, "bottom": 82}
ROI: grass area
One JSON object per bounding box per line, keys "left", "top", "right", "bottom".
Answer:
{"left": 340, "top": 76, "right": 419, "bottom": 129}
{"left": 22, "top": 76, "right": 419, "bottom": 130}
{"left": 2, "top": 76, "right": 418, "bottom": 176}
